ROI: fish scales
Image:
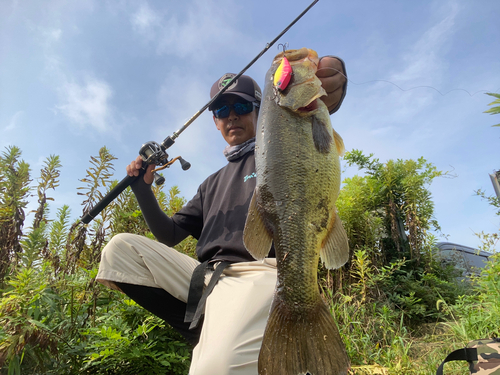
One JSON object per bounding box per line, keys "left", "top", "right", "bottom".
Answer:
{"left": 243, "top": 48, "right": 350, "bottom": 375}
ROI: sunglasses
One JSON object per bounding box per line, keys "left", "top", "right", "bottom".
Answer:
{"left": 213, "top": 101, "right": 259, "bottom": 119}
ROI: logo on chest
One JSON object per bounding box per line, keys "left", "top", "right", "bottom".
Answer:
{"left": 244, "top": 172, "right": 256, "bottom": 182}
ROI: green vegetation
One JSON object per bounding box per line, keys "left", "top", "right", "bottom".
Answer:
{"left": 0, "top": 145, "right": 498, "bottom": 374}
{"left": 484, "top": 92, "right": 500, "bottom": 127}
{"left": 0, "top": 146, "right": 193, "bottom": 374}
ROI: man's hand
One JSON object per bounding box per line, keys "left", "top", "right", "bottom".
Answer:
{"left": 316, "top": 56, "right": 347, "bottom": 114}
{"left": 126, "top": 155, "right": 155, "bottom": 185}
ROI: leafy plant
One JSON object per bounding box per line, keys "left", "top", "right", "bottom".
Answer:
{"left": 0, "top": 266, "right": 61, "bottom": 374}
{"left": 0, "top": 146, "right": 31, "bottom": 286}
{"left": 1, "top": 145, "right": 195, "bottom": 374}
{"left": 484, "top": 92, "right": 500, "bottom": 127}
{"left": 65, "top": 146, "right": 117, "bottom": 273}
{"left": 343, "top": 150, "right": 444, "bottom": 264}
{"left": 473, "top": 188, "right": 499, "bottom": 252}
{"left": 32, "top": 155, "right": 62, "bottom": 230}
{"left": 442, "top": 253, "right": 500, "bottom": 343}
{"left": 77, "top": 298, "right": 191, "bottom": 375}
{"left": 0, "top": 145, "right": 485, "bottom": 375}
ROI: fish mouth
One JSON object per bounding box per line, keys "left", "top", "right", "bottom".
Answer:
{"left": 271, "top": 48, "right": 326, "bottom": 111}
{"left": 297, "top": 99, "right": 319, "bottom": 112}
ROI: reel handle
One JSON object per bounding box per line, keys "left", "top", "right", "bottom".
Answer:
{"left": 154, "top": 172, "right": 165, "bottom": 185}
{"left": 179, "top": 157, "right": 191, "bottom": 171}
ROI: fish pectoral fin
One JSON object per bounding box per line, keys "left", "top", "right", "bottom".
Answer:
{"left": 243, "top": 189, "right": 273, "bottom": 260}
{"left": 311, "top": 115, "right": 333, "bottom": 153}
{"left": 320, "top": 211, "right": 349, "bottom": 269}
{"left": 311, "top": 112, "right": 346, "bottom": 157}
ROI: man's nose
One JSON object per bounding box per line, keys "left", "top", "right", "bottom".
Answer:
{"left": 228, "top": 108, "right": 239, "bottom": 120}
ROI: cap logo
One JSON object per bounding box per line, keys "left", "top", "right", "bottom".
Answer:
{"left": 218, "top": 73, "right": 237, "bottom": 91}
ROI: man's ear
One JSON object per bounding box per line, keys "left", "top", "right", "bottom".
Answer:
{"left": 213, "top": 115, "right": 221, "bottom": 130}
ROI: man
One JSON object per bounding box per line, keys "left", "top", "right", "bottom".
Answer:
{"left": 96, "top": 55, "right": 347, "bottom": 374}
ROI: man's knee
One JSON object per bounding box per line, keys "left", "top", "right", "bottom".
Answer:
{"left": 101, "top": 233, "right": 139, "bottom": 260}
{"left": 105, "top": 232, "right": 135, "bottom": 249}
{"left": 192, "top": 350, "right": 257, "bottom": 375}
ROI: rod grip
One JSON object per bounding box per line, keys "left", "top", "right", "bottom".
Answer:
{"left": 80, "top": 173, "right": 140, "bottom": 224}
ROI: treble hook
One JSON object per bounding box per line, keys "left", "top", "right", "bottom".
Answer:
{"left": 277, "top": 43, "right": 289, "bottom": 53}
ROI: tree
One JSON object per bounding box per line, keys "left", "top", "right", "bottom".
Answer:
{"left": 341, "top": 150, "right": 443, "bottom": 264}
{"left": 484, "top": 92, "right": 500, "bottom": 127}
{"left": 335, "top": 151, "right": 460, "bottom": 325}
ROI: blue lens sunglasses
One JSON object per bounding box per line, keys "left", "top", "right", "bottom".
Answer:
{"left": 213, "top": 101, "right": 259, "bottom": 119}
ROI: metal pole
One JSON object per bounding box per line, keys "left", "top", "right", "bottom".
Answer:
{"left": 490, "top": 171, "right": 500, "bottom": 199}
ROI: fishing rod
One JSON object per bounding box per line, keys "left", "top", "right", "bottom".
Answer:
{"left": 80, "top": 0, "right": 320, "bottom": 225}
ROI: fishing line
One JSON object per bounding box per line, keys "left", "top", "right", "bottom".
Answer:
{"left": 317, "top": 67, "right": 500, "bottom": 97}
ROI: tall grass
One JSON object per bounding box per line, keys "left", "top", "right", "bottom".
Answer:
{"left": 324, "top": 248, "right": 493, "bottom": 374}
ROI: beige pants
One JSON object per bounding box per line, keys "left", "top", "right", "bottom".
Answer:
{"left": 96, "top": 233, "right": 277, "bottom": 375}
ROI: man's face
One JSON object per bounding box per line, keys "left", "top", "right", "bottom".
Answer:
{"left": 213, "top": 95, "right": 258, "bottom": 146}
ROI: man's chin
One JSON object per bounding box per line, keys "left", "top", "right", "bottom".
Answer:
{"left": 227, "top": 136, "right": 249, "bottom": 146}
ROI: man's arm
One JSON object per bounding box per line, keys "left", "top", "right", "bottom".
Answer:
{"left": 317, "top": 56, "right": 348, "bottom": 115}
{"left": 127, "top": 156, "right": 191, "bottom": 246}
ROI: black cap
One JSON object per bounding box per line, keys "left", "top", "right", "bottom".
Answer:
{"left": 209, "top": 73, "right": 262, "bottom": 110}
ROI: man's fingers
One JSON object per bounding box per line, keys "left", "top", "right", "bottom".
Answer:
{"left": 126, "top": 156, "right": 143, "bottom": 177}
{"left": 316, "top": 56, "right": 347, "bottom": 113}
{"left": 316, "top": 61, "right": 344, "bottom": 78}
{"left": 320, "top": 75, "right": 345, "bottom": 110}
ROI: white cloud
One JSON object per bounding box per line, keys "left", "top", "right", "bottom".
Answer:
{"left": 5, "top": 110, "right": 23, "bottom": 131}
{"left": 392, "top": 1, "right": 459, "bottom": 86}
{"left": 158, "top": 1, "right": 245, "bottom": 58}
{"left": 352, "top": 0, "right": 461, "bottom": 135}
{"left": 44, "top": 28, "right": 62, "bottom": 43}
{"left": 56, "top": 78, "right": 114, "bottom": 132}
{"left": 152, "top": 66, "right": 229, "bottom": 199}
{"left": 156, "top": 67, "right": 222, "bottom": 155}
{"left": 131, "top": 2, "right": 160, "bottom": 39}
{"left": 130, "top": 0, "right": 255, "bottom": 61}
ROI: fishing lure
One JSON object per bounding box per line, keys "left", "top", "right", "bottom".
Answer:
{"left": 274, "top": 55, "right": 292, "bottom": 91}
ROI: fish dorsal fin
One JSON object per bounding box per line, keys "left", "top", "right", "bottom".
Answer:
{"left": 243, "top": 188, "right": 273, "bottom": 260}
{"left": 332, "top": 128, "right": 345, "bottom": 157}
{"left": 320, "top": 211, "right": 349, "bottom": 269}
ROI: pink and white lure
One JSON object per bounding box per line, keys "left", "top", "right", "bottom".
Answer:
{"left": 273, "top": 55, "right": 292, "bottom": 91}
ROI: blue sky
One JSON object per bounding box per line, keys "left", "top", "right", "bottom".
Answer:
{"left": 1, "top": 0, "right": 499, "bottom": 251}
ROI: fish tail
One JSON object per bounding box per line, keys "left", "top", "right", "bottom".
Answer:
{"left": 258, "top": 297, "right": 350, "bottom": 375}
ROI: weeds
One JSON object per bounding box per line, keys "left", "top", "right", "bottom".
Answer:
{"left": 1, "top": 145, "right": 497, "bottom": 374}
{"left": 0, "top": 146, "right": 195, "bottom": 374}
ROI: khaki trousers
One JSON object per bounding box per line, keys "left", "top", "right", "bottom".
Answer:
{"left": 96, "top": 233, "right": 277, "bottom": 375}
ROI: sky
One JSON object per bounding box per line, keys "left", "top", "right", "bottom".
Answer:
{"left": 1, "top": 0, "right": 499, "bottom": 251}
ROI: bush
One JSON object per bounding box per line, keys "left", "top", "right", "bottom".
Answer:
{"left": 444, "top": 253, "right": 500, "bottom": 342}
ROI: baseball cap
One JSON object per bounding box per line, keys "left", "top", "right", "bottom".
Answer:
{"left": 209, "top": 73, "right": 262, "bottom": 110}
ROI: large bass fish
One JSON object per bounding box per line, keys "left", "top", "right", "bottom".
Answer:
{"left": 243, "top": 48, "right": 350, "bottom": 375}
